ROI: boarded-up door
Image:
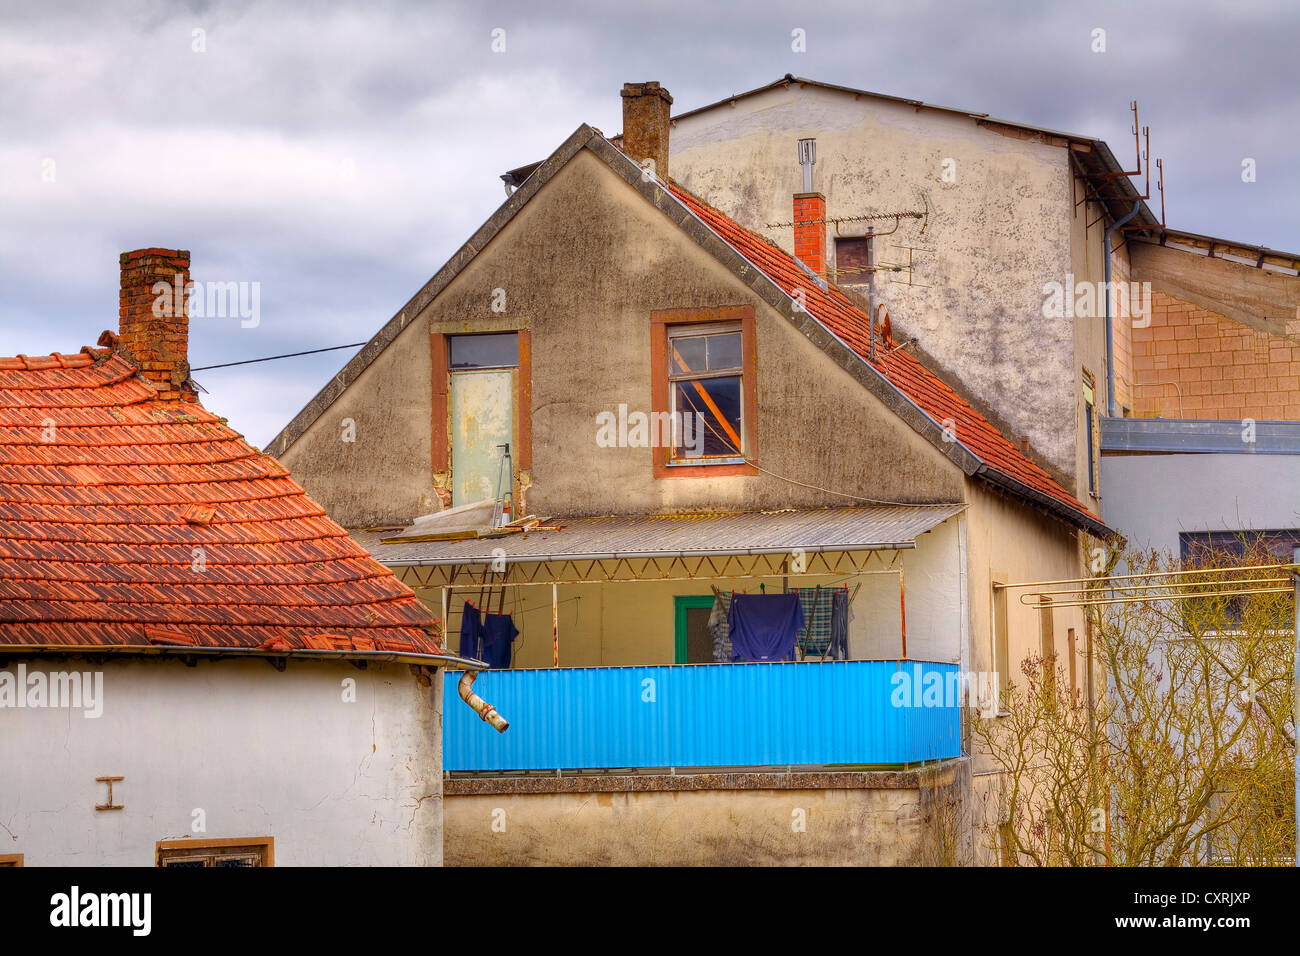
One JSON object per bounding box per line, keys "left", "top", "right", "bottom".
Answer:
{"left": 450, "top": 369, "right": 514, "bottom": 507}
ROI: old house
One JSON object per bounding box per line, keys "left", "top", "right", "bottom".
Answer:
{"left": 0, "top": 249, "right": 488, "bottom": 867}
{"left": 269, "top": 84, "right": 1116, "bottom": 865}
{"left": 498, "top": 74, "right": 1150, "bottom": 506}
{"left": 567, "top": 74, "right": 1300, "bottom": 573}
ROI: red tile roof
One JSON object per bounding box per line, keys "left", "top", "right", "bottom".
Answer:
{"left": 665, "top": 182, "right": 1096, "bottom": 525}
{"left": 0, "top": 347, "right": 443, "bottom": 653}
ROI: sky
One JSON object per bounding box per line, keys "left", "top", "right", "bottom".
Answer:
{"left": 1, "top": 0, "right": 1296, "bottom": 448}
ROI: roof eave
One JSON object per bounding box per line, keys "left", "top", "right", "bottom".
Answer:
{"left": 972, "top": 465, "right": 1119, "bottom": 541}
{"left": 0, "top": 643, "right": 480, "bottom": 669}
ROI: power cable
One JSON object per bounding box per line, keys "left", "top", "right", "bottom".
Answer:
{"left": 190, "top": 342, "right": 366, "bottom": 371}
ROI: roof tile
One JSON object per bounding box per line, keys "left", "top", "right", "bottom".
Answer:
{"left": 0, "top": 350, "right": 443, "bottom": 654}
{"left": 664, "top": 182, "right": 1095, "bottom": 524}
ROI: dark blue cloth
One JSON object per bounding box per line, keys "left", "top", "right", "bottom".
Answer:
{"left": 480, "top": 612, "right": 519, "bottom": 669}
{"left": 458, "top": 601, "right": 483, "bottom": 660}
{"left": 728, "top": 593, "right": 804, "bottom": 662}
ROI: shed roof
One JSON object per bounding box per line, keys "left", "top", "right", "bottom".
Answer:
{"left": 352, "top": 503, "right": 967, "bottom": 567}
{"left": 0, "top": 347, "right": 444, "bottom": 655}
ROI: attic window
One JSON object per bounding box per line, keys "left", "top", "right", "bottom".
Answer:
{"left": 667, "top": 322, "right": 744, "bottom": 463}
{"left": 449, "top": 333, "right": 518, "bottom": 369}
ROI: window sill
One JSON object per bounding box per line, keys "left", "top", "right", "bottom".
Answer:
{"left": 666, "top": 457, "right": 747, "bottom": 468}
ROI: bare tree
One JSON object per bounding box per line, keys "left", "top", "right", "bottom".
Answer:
{"left": 974, "top": 546, "right": 1295, "bottom": 866}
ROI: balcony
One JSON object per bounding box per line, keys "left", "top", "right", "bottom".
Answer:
{"left": 444, "top": 659, "right": 961, "bottom": 772}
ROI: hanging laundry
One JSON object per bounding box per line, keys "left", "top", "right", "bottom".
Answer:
{"left": 829, "top": 587, "right": 851, "bottom": 661}
{"left": 480, "top": 612, "right": 519, "bottom": 669}
{"left": 709, "top": 592, "right": 732, "bottom": 663}
{"left": 458, "top": 601, "right": 483, "bottom": 660}
{"left": 794, "top": 586, "right": 834, "bottom": 657}
{"left": 728, "top": 592, "right": 804, "bottom": 663}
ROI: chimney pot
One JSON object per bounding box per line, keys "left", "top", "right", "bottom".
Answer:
{"left": 117, "top": 248, "right": 192, "bottom": 401}
{"left": 621, "top": 81, "right": 673, "bottom": 180}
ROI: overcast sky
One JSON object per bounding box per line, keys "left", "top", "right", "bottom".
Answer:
{"left": 1, "top": 0, "right": 1295, "bottom": 447}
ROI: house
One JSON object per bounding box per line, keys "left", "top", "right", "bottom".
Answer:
{"left": 0, "top": 249, "right": 493, "bottom": 867}
{"left": 268, "top": 84, "right": 1116, "bottom": 865}
{"left": 1100, "top": 228, "right": 1300, "bottom": 561}
{"left": 502, "top": 75, "right": 1153, "bottom": 507}
{"left": 544, "top": 74, "right": 1300, "bottom": 573}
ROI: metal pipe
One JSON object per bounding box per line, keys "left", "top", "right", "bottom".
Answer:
{"left": 1105, "top": 201, "right": 1142, "bottom": 416}
{"left": 1018, "top": 575, "right": 1290, "bottom": 603}
{"left": 898, "top": 565, "right": 907, "bottom": 659}
{"left": 457, "top": 670, "right": 509, "bottom": 733}
{"left": 1024, "top": 586, "right": 1291, "bottom": 610}
{"left": 995, "top": 562, "right": 1300, "bottom": 590}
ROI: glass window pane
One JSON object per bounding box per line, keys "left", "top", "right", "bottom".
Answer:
{"left": 706, "top": 332, "right": 742, "bottom": 371}
{"left": 449, "top": 333, "right": 518, "bottom": 369}
{"left": 670, "top": 335, "right": 708, "bottom": 375}
{"left": 673, "top": 376, "right": 742, "bottom": 458}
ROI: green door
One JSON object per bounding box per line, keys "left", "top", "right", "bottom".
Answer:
{"left": 674, "top": 595, "right": 717, "bottom": 664}
{"left": 449, "top": 369, "right": 514, "bottom": 507}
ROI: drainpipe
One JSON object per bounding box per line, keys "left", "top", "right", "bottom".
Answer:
{"left": 1104, "top": 202, "right": 1141, "bottom": 417}
{"left": 458, "top": 670, "right": 510, "bottom": 732}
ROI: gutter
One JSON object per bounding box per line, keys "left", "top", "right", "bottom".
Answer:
{"left": 0, "top": 642, "right": 512, "bottom": 734}
{"left": 0, "top": 643, "right": 484, "bottom": 668}
{"left": 973, "top": 465, "right": 1118, "bottom": 542}
{"left": 383, "top": 538, "right": 931, "bottom": 568}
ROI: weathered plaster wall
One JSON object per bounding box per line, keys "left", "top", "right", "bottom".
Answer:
{"left": 670, "top": 84, "right": 1081, "bottom": 481}
{"left": 283, "top": 145, "right": 967, "bottom": 526}
{"left": 278, "top": 310, "right": 435, "bottom": 527}
{"left": 0, "top": 657, "right": 443, "bottom": 866}
{"left": 445, "top": 760, "right": 970, "bottom": 866}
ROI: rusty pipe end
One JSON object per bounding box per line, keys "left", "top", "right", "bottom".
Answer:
{"left": 457, "top": 670, "right": 509, "bottom": 733}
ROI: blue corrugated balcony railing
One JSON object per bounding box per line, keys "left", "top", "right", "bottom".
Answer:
{"left": 444, "top": 660, "right": 962, "bottom": 772}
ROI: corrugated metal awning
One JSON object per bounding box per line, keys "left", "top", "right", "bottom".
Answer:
{"left": 351, "top": 504, "right": 966, "bottom": 568}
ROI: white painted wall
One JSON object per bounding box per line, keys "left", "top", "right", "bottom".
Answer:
{"left": 1101, "top": 453, "right": 1300, "bottom": 555}
{"left": 851, "top": 515, "right": 964, "bottom": 663}
{"left": 0, "top": 657, "right": 444, "bottom": 866}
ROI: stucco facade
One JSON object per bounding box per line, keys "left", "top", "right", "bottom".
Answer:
{"left": 669, "top": 82, "right": 1114, "bottom": 497}
{"left": 0, "top": 657, "right": 445, "bottom": 866}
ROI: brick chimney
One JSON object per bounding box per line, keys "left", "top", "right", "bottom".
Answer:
{"left": 116, "top": 248, "right": 193, "bottom": 402}
{"left": 793, "top": 192, "right": 827, "bottom": 278}
{"left": 621, "top": 82, "right": 672, "bottom": 179}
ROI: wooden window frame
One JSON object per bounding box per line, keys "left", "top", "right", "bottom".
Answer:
{"left": 650, "top": 306, "right": 757, "bottom": 479}
{"left": 0, "top": 854, "right": 22, "bottom": 866}
{"left": 155, "top": 836, "right": 274, "bottom": 868}
{"left": 432, "top": 328, "right": 532, "bottom": 482}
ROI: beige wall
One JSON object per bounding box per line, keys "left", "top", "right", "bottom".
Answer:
{"left": 962, "top": 480, "right": 1088, "bottom": 762}
{"left": 283, "top": 145, "right": 966, "bottom": 526}
{"left": 445, "top": 760, "right": 969, "bottom": 866}
{"left": 671, "top": 84, "right": 1087, "bottom": 486}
